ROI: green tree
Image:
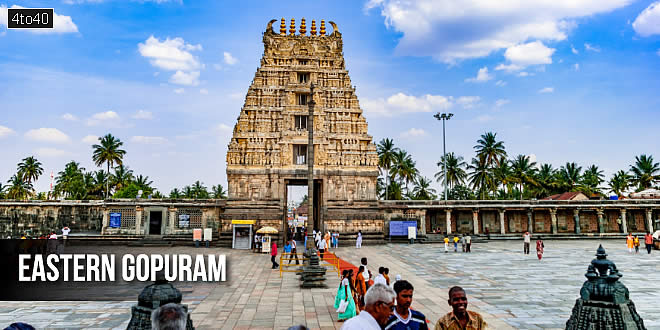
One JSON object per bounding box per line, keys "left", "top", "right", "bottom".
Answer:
{"left": 182, "top": 185, "right": 193, "bottom": 198}
{"left": 531, "top": 163, "right": 558, "bottom": 198}
{"left": 558, "top": 162, "right": 582, "bottom": 191}
{"left": 377, "top": 138, "right": 399, "bottom": 200}
{"left": 435, "top": 152, "right": 467, "bottom": 190}
{"left": 17, "top": 156, "right": 43, "bottom": 191}
{"left": 111, "top": 165, "right": 134, "bottom": 192}
{"left": 92, "top": 134, "right": 126, "bottom": 199}
{"left": 467, "top": 157, "right": 494, "bottom": 199}
{"left": 391, "top": 150, "right": 418, "bottom": 195}
{"left": 169, "top": 188, "right": 182, "bottom": 198}
{"left": 6, "top": 174, "right": 32, "bottom": 200}
{"left": 510, "top": 154, "right": 537, "bottom": 199}
{"left": 53, "top": 161, "right": 86, "bottom": 199}
{"left": 608, "top": 170, "right": 631, "bottom": 197}
{"left": 0, "top": 182, "right": 7, "bottom": 199}
{"left": 580, "top": 165, "right": 604, "bottom": 196}
{"left": 411, "top": 177, "right": 437, "bottom": 200}
{"left": 211, "top": 184, "right": 227, "bottom": 199}
{"left": 113, "top": 182, "right": 152, "bottom": 198}
{"left": 191, "top": 181, "right": 209, "bottom": 199}
{"left": 492, "top": 156, "right": 513, "bottom": 196}
{"left": 629, "top": 154, "right": 659, "bottom": 191}
{"left": 443, "top": 184, "right": 475, "bottom": 200}
{"left": 474, "top": 132, "right": 507, "bottom": 167}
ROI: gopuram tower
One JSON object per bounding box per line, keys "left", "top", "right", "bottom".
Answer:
{"left": 222, "top": 18, "right": 381, "bottom": 241}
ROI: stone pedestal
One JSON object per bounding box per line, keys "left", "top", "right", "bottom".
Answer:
{"left": 300, "top": 248, "right": 327, "bottom": 288}
{"left": 127, "top": 274, "right": 194, "bottom": 329}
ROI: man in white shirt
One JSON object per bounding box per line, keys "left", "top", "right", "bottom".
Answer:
{"left": 523, "top": 231, "right": 531, "bottom": 254}
{"left": 361, "top": 257, "right": 372, "bottom": 290}
{"left": 341, "top": 283, "right": 395, "bottom": 330}
{"left": 317, "top": 235, "right": 327, "bottom": 259}
{"left": 374, "top": 267, "right": 388, "bottom": 286}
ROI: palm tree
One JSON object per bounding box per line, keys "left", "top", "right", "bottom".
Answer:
{"left": 169, "top": 188, "right": 182, "bottom": 199}
{"left": 17, "top": 156, "right": 43, "bottom": 189}
{"left": 182, "top": 185, "right": 193, "bottom": 198}
{"left": 629, "top": 154, "right": 660, "bottom": 191}
{"left": 92, "top": 134, "right": 126, "bottom": 199}
{"left": 491, "top": 156, "right": 512, "bottom": 195}
{"left": 92, "top": 170, "right": 109, "bottom": 198}
{"left": 510, "top": 154, "right": 537, "bottom": 199}
{"left": 134, "top": 175, "right": 153, "bottom": 188}
{"left": 211, "top": 184, "right": 227, "bottom": 199}
{"left": 0, "top": 182, "right": 7, "bottom": 199}
{"left": 412, "top": 177, "right": 437, "bottom": 200}
{"left": 580, "top": 165, "right": 604, "bottom": 195}
{"left": 532, "top": 163, "right": 558, "bottom": 198}
{"left": 467, "top": 157, "right": 494, "bottom": 199}
{"left": 558, "top": 162, "right": 582, "bottom": 191}
{"left": 435, "top": 152, "right": 467, "bottom": 190}
{"left": 191, "top": 181, "right": 210, "bottom": 199}
{"left": 6, "top": 174, "right": 32, "bottom": 200}
{"left": 608, "top": 170, "right": 631, "bottom": 197}
{"left": 111, "top": 165, "right": 134, "bottom": 192}
{"left": 54, "top": 161, "right": 86, "bottom": 199}
{"left": 391, "top": 150, "right": 418, "bottom": 195}
{"left": 377, "top": 138, "right": 399, "bottom": 200}
{"left": 474, "top": 132, "right": 507, "bottom": 167}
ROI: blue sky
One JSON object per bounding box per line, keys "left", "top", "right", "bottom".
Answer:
{"left": 1, "top": 0, "right": 659, "bottom": 198}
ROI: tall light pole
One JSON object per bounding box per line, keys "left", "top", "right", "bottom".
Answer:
{"left": 434, "top": 113, "right": 453, "bottom": 201}
{"left": 306, "top": 83, "right": 315, "bottom": 251}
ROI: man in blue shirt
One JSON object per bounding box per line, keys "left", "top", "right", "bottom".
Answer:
{"left": 384, "top": 280, "right": 429, "bottom": 330}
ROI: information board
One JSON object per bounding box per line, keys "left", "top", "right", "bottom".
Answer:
{"left": 389, "top": 220, "right": 417, "bottom": 236}
{"left": 178, "top": 214, "right": 190, "bottom": 228}
{"left": 109, "top": 212, "right": 121, "bottom": 228}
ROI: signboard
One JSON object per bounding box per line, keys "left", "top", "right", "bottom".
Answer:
{"left": 389, "top": 221, "right": 417, "bottom": 236}
{"left": 109, "top": 212, "right": 121, "bottom": 228}
{"left": 193, "top": 228, "right": 202, "bottom": 241}
{"left": 178, "top": 214, "right": 190, "bottom": 228}
{"left": 203, "top": 228, "right": 212, "bottom": 241}
{"left": 231, "top": 220, "right": 256, "bottom": 225}
{"left": 408, "top": 226, "right": 417, "bottom": 239}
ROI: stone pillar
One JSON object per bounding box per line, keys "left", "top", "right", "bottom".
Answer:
{"left": 646, "top": 209, "right": 653, "bottom": 233}
{"left": 136, "top": 206, "right": 143, "bottom": 236}
{"left": 574, "top": 209, "right": 581, "bottom": 234}
{"left": 550, "top": 208, "right": 558, "bottom": 234}
{"left": 527, "top": 210, "right": 533, "bottom": 234}
{"left": 420, "top": 212, "right": 426, "bottom": 235}
{"left": 169, "top": 208, "right": 177, "bottom": 234}
{"left": 499, "top": 209, "right": 506, "bottom": 234}
{"left": 472, "top": 209, "right": 479, "bottom": 234}
{"left": 102, "top": 209, "right": 109, "bottom": 235}
{"left": 445, "top": 209, "right": 452, "bottom": 234}
{"left": 597, "top": 209, "right": 605, "bottom": 234}
{"left": 620, "top": 208, "right": 628, "bottom": 234}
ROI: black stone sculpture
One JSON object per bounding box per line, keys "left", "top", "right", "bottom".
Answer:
{"left": 300, "top": 247, "right": 327, "bottom": 288}
{"left": 566, "top": 245, "right": 646, "bottom": 330}
{"left": 127, "top": 272, "right": 194, "bottom": 329}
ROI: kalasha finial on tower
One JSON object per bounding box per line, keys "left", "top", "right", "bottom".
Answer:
{"left": 299, "top": 18, "right": 307, "bottom": 35}
{"left": 289, "top": 18, "right": 296, "bottom": 35}
{"left": 311, "top": 20, "right": 317, "bottom": 35}
{"left": 279, "top": 18, "right": 286, "bottom": 35}
{"left": 320, "top": 20, "right": 326, "bottom": 35}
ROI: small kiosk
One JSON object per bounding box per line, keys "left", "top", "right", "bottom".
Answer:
{"left": 256, "top": 226, "right": 278, "bottom": 253}
{"left": 232, "top": 220, "right": 255, "bottom": 249}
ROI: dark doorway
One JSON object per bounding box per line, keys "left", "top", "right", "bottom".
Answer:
{"left": 284, "top": 179, "right": 323, "bottom": 244}
{"left": 149, "top": 211, "right": 162, "bottom": 235}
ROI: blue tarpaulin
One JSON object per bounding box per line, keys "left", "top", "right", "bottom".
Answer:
{"left": 389, "top": 220, "right": 417, "bottom": 236}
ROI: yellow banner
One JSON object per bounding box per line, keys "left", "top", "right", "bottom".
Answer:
{"left": 232, "top": 220, "right": 256, "bottom": 225}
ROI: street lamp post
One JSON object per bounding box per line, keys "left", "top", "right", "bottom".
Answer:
{"left": 434, "top": 113, "right": 453, "bottom": 201}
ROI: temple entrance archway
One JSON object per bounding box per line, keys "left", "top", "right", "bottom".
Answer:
{"left": 283, "top": 179, "right": 322, "bottom": 244}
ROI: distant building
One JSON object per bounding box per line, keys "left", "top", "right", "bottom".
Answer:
{"left": 629, "top": 188, "right": 660, "bottom": 199}
{"left": 296, "top": 202, "right": 308, "bottom": 217}
{"left": 542, "top": 192, "right": 589, "bottom": 201}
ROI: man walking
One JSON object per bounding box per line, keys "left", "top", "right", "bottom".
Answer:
{"left": 465, "top": 234, "right": 472, "bottom": 253}
{"left": 356, "top": 230, "right": 363, "bottom": 249}
{"left": 384, "top": 280, "right": 429, "bottom": 330}
{"left": 290, "top": 238, "right": 299, "bottom": 264}
{"left": 435, "top": 286, "right": 487, "bottom": 330}
{"left": 645, "top": 232, "right": 654, "bottom": 254}
{"left": 317, "top": 234, "right": 327, "bottom": 259}
{"left": 444, "top": 236, "right": 449, "bottom": 253}
{"left": 523, "top": 231, "right": 531, "bottom": 254}
{"left": 453, "top": 235, "right": 459, "bottom": 252}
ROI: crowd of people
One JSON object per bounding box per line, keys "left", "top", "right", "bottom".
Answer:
{"left": 627, "top": 232, "right": 655, "bottom": 254}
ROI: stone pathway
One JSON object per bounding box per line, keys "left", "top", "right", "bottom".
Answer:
{"left": 0, "top": 240, "right": 658, "bottom": 329}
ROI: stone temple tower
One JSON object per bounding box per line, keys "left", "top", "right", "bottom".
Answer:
{"left": 223, "top": 18, "right": 381, "bottom": 237}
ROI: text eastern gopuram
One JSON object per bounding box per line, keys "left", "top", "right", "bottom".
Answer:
{"left": 226, "top": 18, "right": 379, "bottom": 204}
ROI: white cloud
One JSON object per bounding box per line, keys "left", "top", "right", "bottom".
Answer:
{"left": 61, "top": 113, "right": 78, "bottom": 121}
{"left": 138, "top": 36, "right": 203, "bottom": 71}
{"left": 86, "top": 111, "right": 119, "bottom": 126}
{"left": 215, "top": 123, "right": 233, "bottom": 140}
{"left": 400, "top": 128, "right": 427, "bottom": 138}
{"left": 538, "top": 87, "right": 555, "bottom": 93}
{"left": 34, "top": 147, "right": 71, "bottom": 157}
{"left": 0, "top": 125, "right": 15, "bottom": 138}
{"left": 82, "top": 135, "right": 98, "bottom": 144}
{"left": 199, "top": 88, "right": 209, "bottom": 94}
{"left": 223, "top": 52, "right": 238, "bottom": 65}
{"left": 456, "top": 96, "right": 481, "bottom": 109}
{"left": 25, "top": 128, "right": 70, "bottom": 143}
{"left": 1, "top": 6, "right": 78, "bottom": 34}
{"left": 495, "top": 99, "right": 510, "bottom": 108}
{"left": 465, "top": 67, "right": 493, "bottom": 83}
{"left": 153, "top": 72, "right": 160, "bottom": 77}
{"left": 584, "top": 43, "right": 601, "bottom": 52}
{"left": 633, "top": 1, "right": 660, "bottom": 36}
{"left": 174, "top": 88, "right": 185, "bottom": 94}
{"left": 476, "top": 115, "right": 494, "bottom": 123}
{"left": 517, "top": 71, "right": 531, "bottom": 77}
{"left": 496, "top": 41, "right": 555, "bottom": 72}
{"left": 574, "top": 63, "right": 580, "bottom": 71}
{"left": 495, "top": 80, "right": 507, "bottom": 87}
{"left": 169, "top": 70, "right": 200, "bottom": 86}
{"left": 131, "top": 136, "right": 168, "bottom": 145}
{"left": 132, "top": 110, "right": 153, "bottom": 120}
{"left": 366, "top": 0, "right": 631, "bottom": 63}
{"left": 571, "top": 45, "right": 579, "bottom": 54}
{"left": 361, "top": 92, "right": 452, "bottom": 117}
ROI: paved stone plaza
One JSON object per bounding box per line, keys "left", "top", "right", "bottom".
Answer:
{"left": 0, "top": 239, "right": 658, "bottom": 329}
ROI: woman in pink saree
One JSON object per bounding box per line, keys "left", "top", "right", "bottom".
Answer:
{"left": 536, "top": 236, "right": 545, "bottom": 260}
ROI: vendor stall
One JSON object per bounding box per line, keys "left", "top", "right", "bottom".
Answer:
{"left": 256, "top": 226, "right": 278, "bottom": 253}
